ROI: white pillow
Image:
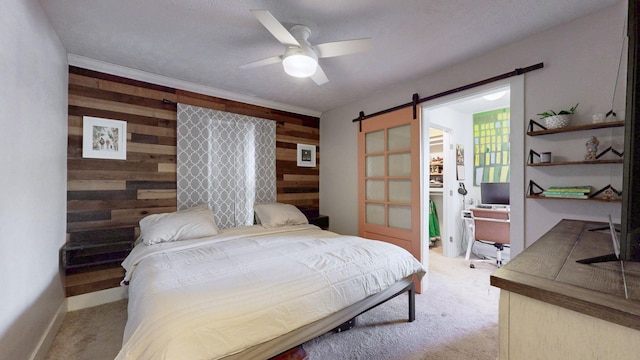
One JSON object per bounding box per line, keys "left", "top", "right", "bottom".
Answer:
{"left": 139, "top": 204, "right": 219, "bottom": 245}
{"left": 254, "top": 203, "right": 309, "bottom": 228}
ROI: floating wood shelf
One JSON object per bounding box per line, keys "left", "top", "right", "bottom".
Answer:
{"left": 526, "top": 195, "right": 621, "bottom": 203}
{"left": 527, "top": 120, "right": 624, "bottom": 136}
{"left": 528, "top": 159, "right": 623, "bottom": 166}
{"left": 526, "top": 181, "right": 622, "bottom": 202}
{"left": 62, "top": 240, "right": 133, "bottom": 272}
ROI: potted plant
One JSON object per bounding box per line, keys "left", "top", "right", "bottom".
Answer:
{"left": 537, "top": 103, "right": 579, "bottom": 129}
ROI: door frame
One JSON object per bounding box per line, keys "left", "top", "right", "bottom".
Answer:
{"left": 420, "top": 76, "right": 525, "bottom": 259}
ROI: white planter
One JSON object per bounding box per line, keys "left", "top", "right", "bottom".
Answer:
{"left": 544, "top": 114, "right": 571, "bottom": 129}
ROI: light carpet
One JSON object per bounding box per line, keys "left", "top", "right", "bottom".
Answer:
{"left": 45, "top": 248, "right": 499, "bottom": 359}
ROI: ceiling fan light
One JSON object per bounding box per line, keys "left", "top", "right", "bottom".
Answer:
{"left": 283, "top": 53, "right": 317, "bottom": 78}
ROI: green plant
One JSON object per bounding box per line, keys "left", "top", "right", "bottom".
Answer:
{"left": 537, "top": 103, "right": 579, "bottom": 118}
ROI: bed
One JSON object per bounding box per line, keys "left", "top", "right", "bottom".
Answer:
{"left": 115, "top": 203, "right": 426, "bottom": 359}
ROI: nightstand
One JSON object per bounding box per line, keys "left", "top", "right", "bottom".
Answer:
{"left": 308, "top": 215, "right": 329, "bottom": 230}
{"left": 61, "top": 240, "right": 133, "bottom": 273}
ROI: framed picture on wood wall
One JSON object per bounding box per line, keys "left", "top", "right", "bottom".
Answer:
{"left": 82, "top": 116, "right": 127, "bottom": 160}
{"left": 297, "top": 143, "right": 316, "bottom": 167}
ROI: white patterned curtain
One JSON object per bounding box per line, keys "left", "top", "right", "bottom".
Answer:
{"left": 177, "top": 104, "right": 276, "bottom": 229}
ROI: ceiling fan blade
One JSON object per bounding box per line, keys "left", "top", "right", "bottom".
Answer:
{"left": 239, "top": 55, "right": 282, "bottom": 69}
{"left": 314, "top": 38, "right": 372, "bottom": 58}
{"left": 311, "top": 65, "right": 329, "bottom": 86}
{"left": 250, "top": 10, "right": 300, "bottom": 47}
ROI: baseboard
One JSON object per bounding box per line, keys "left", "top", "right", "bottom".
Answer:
{"left": 67, "top": 286, "right": 128, "bottom": 312}
{"left": 31, "top": 301, "right": 66, "bottom": 360}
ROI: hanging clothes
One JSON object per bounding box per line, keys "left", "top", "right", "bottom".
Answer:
{"left": 429, "top": 199, "right": 440, "bottom": 239}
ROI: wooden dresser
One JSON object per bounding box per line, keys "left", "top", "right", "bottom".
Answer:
{"left": 491, "top": 219, "right": 640, "bottom": 359}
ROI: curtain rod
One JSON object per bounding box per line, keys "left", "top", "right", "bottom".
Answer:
{"left": 352, "top": 62, "right": 544, "bottom": 127}
{"left": 167, "top": 99, "right": 286, "bottom": 125}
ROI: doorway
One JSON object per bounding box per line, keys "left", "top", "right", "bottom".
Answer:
{"left": 428, "top": 127, "right": 444, "bottom": 248}
{"left": 426, "top": 126, "right": 454, "bottom": 255}
{"left": 421, "top": 79, "right": 524, "bottom": 261}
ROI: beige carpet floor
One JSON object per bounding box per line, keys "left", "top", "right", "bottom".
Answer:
{"left": 45, "top": 248, "right": 500, "bottom": 359}
{"left": 45, "top": 299, "right": 127, "bottom": 360}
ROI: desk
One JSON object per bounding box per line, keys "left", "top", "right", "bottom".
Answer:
{"left": 490, "top": 219, "right": 640, "bottom": 359}
{"left": 463, "top": 207, "right": 510, "bottom": 261}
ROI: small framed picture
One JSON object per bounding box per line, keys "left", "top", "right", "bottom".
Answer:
{"left": 82, "top": 116, "right": 127, "bottom": 160}
{"left": 297, "top": 143, "right": 316, "bottom": 167}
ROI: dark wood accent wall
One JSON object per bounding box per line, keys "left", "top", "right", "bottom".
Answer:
{"left": 66, "top": 66, "right": 320, "bottom": 296}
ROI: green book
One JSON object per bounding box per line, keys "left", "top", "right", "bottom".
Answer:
{"left": 546, "top": 186, "right": 591, "bottom": 193}
{"left": 543, "top": 192, "right": 589, "bottom": 199}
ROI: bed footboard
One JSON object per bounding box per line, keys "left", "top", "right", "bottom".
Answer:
{"left": 358, "top": 280, "right": 415, "bottom": 322}
{"left": 332, "top": 281, "right": 415, "bottom": 332}
{"left": 222, "top": 277, "right": 417, "bottom": 359}
{"left": 408, "top": 281, "right": 416, "bottom": 322}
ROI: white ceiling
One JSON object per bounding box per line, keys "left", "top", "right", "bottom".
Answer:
{"left": 39, "top": 0, "right": 620, "bottom": 116}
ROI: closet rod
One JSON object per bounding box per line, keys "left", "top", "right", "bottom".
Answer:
{"left": 352, "top": 62, "right": 544, "bottom": 124}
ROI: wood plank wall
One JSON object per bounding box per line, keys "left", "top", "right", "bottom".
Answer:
{"left": 66, "top": 66, "right": 320, "bottom": 296}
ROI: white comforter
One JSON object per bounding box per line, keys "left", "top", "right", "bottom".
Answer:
{"left": 115, "top": 224, "right": 426, "bottom": 360}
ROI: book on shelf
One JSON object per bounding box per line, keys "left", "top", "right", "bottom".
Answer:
{"left": 542, "top": 192, "right": 589, "bottom": 199}
{"left": 545, "top": 186, "right": 591, "bottom": 193}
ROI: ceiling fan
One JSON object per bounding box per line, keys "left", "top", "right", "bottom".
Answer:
{"left": 240, "top": 10, "right": 372, "bottom": 85}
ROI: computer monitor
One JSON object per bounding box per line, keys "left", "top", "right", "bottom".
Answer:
{"left": 480, "top": 182, "right": 510, "bottom": 205}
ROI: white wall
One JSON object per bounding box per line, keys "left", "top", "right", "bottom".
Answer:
{"left": 0, "top": 1, "right": 68, "bottom": 359}
{"left": 320, "top": 2, "right": 627, "bottom": 249}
